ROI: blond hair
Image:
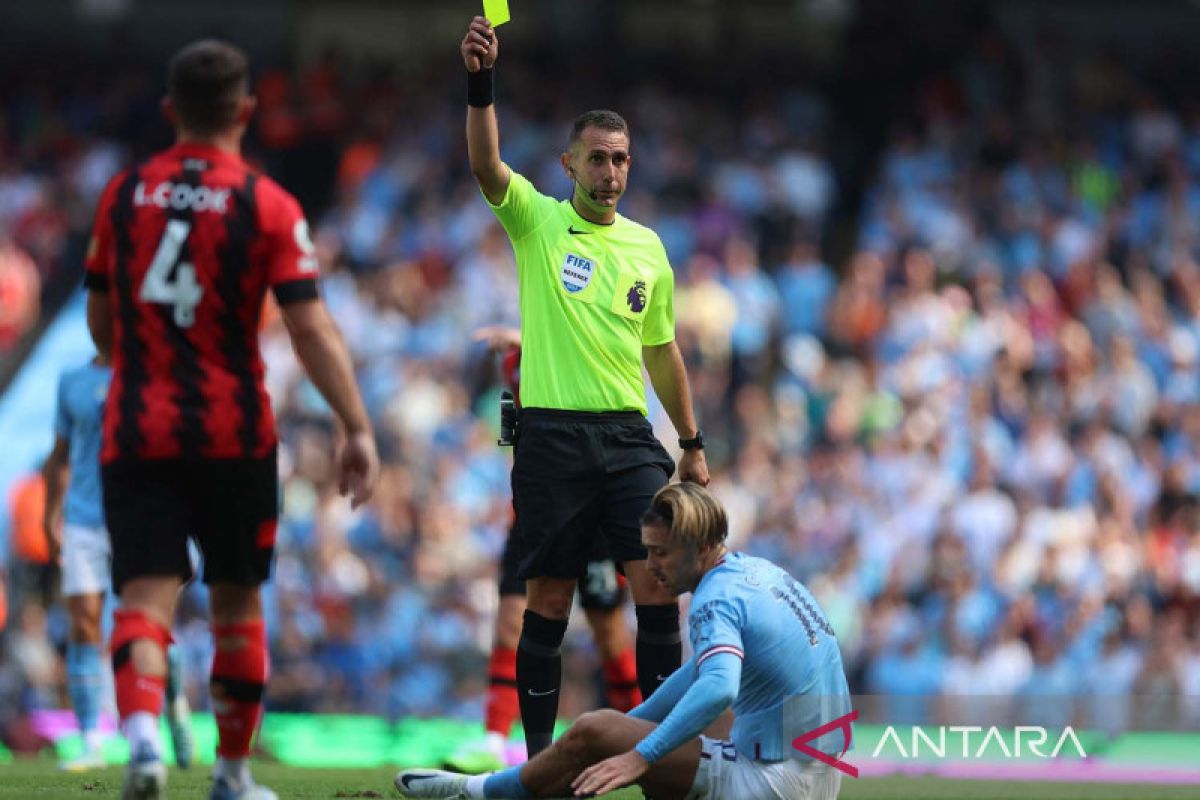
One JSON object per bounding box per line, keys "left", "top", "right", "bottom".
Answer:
{"left": 641, "top": 483, "right": 727, "bottom": 549}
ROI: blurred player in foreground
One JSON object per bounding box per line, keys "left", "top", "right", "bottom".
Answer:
{"left": 397, "top": 483, "right": 851, "bottom": 800}
{"left": 43, "top": 355, "right": 194, "bottom": 772}
{"left": 84, "top": 39, "right": 379, "bottom": 800}
{"left": 449, "top": 328, "right": 642, "bottom": 773}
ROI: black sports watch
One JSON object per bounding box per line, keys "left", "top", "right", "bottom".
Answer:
{"left": 678, "top": 429, "right": 705, "bottom": 451}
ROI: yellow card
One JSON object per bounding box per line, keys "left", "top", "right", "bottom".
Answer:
{"left": 483, "top": 0, "right": 510, "bottom": 26}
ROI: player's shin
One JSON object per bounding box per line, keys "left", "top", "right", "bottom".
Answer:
{"left": 67, "top": 641, "right": 105, "bottom": 752}
{"left": 485, "top": 645, "right": 519, "bottom": 736}
{"left": 602, "top": 647, "right": 642, "bottom": 711}
{"left": 111, "top": 609, "right": 172, "bottom": 759}
{"left": 210, "top": 619, "right": 269, "bottom": 764}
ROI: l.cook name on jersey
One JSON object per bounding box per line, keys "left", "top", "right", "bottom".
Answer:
{"left": 134, "top": 181, "right": 230, "bottom": 213}
{"left": 561, "top": 253, "right": 595, "bottom": 293}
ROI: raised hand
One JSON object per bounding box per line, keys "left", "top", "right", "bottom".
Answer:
{"left": 461, "top": 16, "right": 499, "bottom": 72}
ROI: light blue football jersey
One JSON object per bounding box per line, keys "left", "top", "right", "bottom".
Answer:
{"left": 53, "top": 361, "right": 111, "bottom": 528}
{"left": 635, "top": 552, "right": 852, "bottom": 762}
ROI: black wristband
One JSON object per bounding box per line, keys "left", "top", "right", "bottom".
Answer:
{"left": 467, "top": 67, "right": 495, "bottom": 107}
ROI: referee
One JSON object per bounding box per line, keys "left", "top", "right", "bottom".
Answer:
{"left": 461, "top": 17, "right": 711, "bottom": 758}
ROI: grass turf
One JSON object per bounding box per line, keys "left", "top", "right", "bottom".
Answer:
{"left": 2, "top": 759, "right": 1199, "bottom": 800}
{"left": 0, "top": 760, "right": 640, "bottom": 799}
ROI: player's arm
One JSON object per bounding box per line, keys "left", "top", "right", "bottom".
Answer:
{"left": 279, "top": 298, "right": 379, "bottom": 508}
{"left": 573, "top": 651, "right": 742, "bottom": 797}
{"left": 86, "top": 292, "right": 113, "bottom": 359}
{"left": 41, "top": 435, "right": 70, "bottom": 564}
{"left": 633, "top": 651, "right": 741, "bottom": 763}
{"left": 83, "top": 172, "right": 122, "bottom": 359}
{"left": 462, "top": 16, "right": 509, "bottom": 204}
{"left": 644, "top": 340, "right": 709, "bottom": 485}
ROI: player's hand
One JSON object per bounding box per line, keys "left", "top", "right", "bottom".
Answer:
{"left": 570, "top": 749, "right": 649, "bottom": 797}
{"left": 679, "top": 448, "right": 710, "bottom": 486}
{"left": 461, "top": 16, "right": 499, "bottom": 72}
{"left": 472, "top": 325, "right": 521, "bottom": 352}
{"left": 337, "top": 429, "right": 380, "bottom": 509}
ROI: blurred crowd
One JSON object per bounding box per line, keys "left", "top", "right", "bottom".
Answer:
{"left": 3, "top": 26, "right": 1200, "bottom": 738}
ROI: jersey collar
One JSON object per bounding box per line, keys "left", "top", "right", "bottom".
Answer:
{"left": 565, "top": 197, "right": 618, "bottom": 230}
{"left": 168, "top": 142, "right": 247, "bottom": 170}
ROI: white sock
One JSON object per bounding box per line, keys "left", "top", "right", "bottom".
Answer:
{"left": 484, "top": 731, "right": 507, "bottom": 757}
{"left": 123, "top": 712, "right": 161, "bottom": 759}
{"left": 465, "top": 774, "right": 489, "bottom": 799}
{"left": 84, "top": 728, "right": 105, "bottom": 754}
{"left": 215, "top": 757, "right": 251, "bottom": 788}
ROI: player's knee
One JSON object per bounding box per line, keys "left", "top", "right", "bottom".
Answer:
{"left": 495, "top": 597, "right": 525, "bottom": 648}
{"left": 526, "top": 592, "right": 572, "bottom": 621}
{"left": 208, "top": 584, "right": 263, "bottom": 626}
{"left": 111, "top": 609, "right": 172, "bottom": 677}
{"left": 560, "top": 711, "right": 614, "bottom": 761}
{"left": 570, "top": 709, "right": 625, "bottom": 750}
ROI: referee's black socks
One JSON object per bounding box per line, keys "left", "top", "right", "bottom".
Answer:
{"left": 634, "top": 603, "right": 682, "bottom": 699}
{"left": 516, "top": 610, "right": 569, "bottom": 758}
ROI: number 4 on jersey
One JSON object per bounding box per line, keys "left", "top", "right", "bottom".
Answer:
{"left": 140, "top": 219, "right": 203, "bottom": 327}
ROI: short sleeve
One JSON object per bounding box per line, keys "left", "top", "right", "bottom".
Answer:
{"left": 484, "top": 168, "right": 557, "bottom": 242}
{"left": 257, "top": 180, "right": 319, "bottom": 305}
{"left": 53, "top": 374, "right": 71, "bottom": 440}
{"left": 641, "top": 244, "right": 675, "bottom": 346}
{"left": 83, "top": 173, "right": 125, "bottom": 292}
{"left": 688, "top": 596, "right": 745, "bottom": 668}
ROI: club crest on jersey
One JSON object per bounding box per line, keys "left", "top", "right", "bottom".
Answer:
{"left": 561, "top": 253, "right": 595, "bottom": 293}
{"left": 626, "top": 279, "right": 647, "bottom": 313}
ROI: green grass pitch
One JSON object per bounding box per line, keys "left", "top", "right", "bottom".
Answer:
{"left": 2, "top": 760, "right": 1198, "bottom": 800}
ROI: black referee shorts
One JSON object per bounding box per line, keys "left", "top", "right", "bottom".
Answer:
{"left": 511, "top": 408, "right": 675, "bottom": 582}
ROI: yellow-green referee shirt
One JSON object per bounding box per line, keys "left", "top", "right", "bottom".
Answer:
{"left": 486, "top": 168, "right": 676, "bottom": 415}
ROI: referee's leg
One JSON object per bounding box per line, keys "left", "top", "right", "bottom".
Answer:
{"left": 602, "top": 460, "right": 681, "bottom": 701}
{"left": 520, "top": 577, "right": 575, "bottom": 758}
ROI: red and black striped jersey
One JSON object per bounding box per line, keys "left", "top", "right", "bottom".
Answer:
{"left": 84, "top": 142, "right": 318, "bottom": 463}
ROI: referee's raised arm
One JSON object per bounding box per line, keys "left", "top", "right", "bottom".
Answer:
{"left": 462, "top": 16, "right": 509, "bottom": 204}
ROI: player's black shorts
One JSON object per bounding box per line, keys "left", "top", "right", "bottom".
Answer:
{"left": 511, "top": 408, "right": 674, "bottom": 581}
{"left": 499, "top": 520, "right": 627, "bottom": 610}
{"left": 102, "top": 453, "right": 278, "bottom": 593}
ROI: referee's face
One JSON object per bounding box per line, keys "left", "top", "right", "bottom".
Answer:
{"left": 642, "top": 523, "right": 702, "bottom": 597}
{"left": 562, "top": 127, "right": 630, "bottom": 212}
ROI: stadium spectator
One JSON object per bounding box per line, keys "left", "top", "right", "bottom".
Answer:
{"left": 0, "top": 234, "right": 39, "bottom": 352}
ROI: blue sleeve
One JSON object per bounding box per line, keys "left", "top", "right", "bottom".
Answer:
{"left": 628, "top": 657, "right": 697, "bottom": 723}
{"left": 634, "top": 651, "right": 741, "bottom": 763}
{"left": 53, "top": 374, "right": 71, "bottom": 440}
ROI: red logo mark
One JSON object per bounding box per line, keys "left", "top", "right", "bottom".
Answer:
{"left": 792, "top": 709, "right": 859, "bottom": 778}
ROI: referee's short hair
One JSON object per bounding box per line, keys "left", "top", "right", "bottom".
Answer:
{"left": 168, "top": 39, "right": 249, "bottom": 136}
{"left": 569, "top": 109, "right": 629, "bottom": 147}
{"left": 642, "top": 483, "right": 728, "bottom": 550}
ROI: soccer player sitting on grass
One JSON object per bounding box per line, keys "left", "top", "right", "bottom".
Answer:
{"left": 396, "top": 483, "right": 852, "bottom": 800}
